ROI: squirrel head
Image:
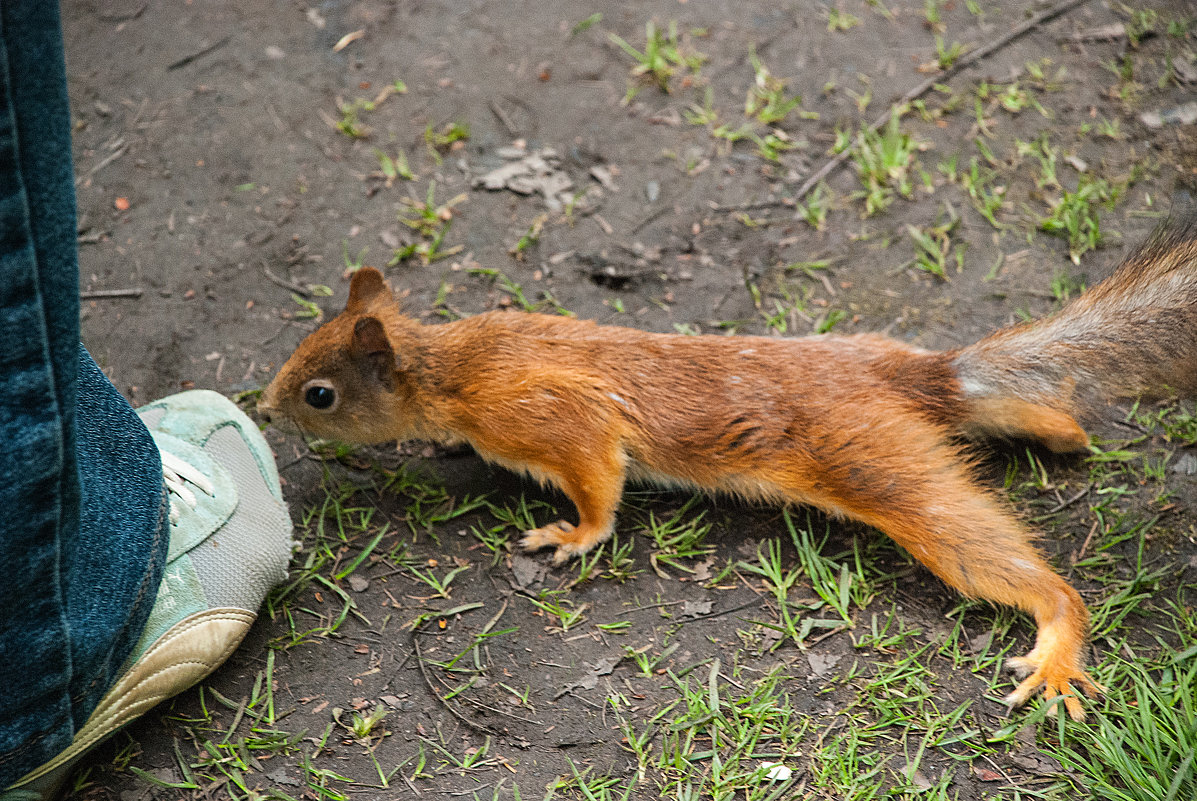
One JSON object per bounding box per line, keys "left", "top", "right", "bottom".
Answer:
{"left": 260, "top": 267, "right": 419, "bottom": 444}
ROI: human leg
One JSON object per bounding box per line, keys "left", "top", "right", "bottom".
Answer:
{"left": 0, "top": 2, "right": 167, "bottom": 783}
{"left": 0, "top": 4, "right": 293, "bottom": 795}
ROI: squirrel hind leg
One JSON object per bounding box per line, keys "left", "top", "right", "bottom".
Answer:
{"left": 935, "top": 527, "right": 1099, "bottom": 719}
{"left": 824, "top": 461, "right": 1099, "bottom": 717}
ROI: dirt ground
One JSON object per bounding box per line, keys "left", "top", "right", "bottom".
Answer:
{"left": 63, "top": 0, "right": 1196, "bottom": 799}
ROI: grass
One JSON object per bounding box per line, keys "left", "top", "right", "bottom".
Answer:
{"left": 467, "top": 265, "right": 574, "bottom": 314}
{"left": 923, "top": 0, "right": 944, "bottom": 30}
{"left": 638, "top": 496, "right": 714, "bottom": 572}
{"left": 1133, "top": 402, "right": 1197, "bottom": 446}
{"left": 611, "top": 660, "right": 811, "bottom": 799}
{"left": 509, "top": 213, "right": 548, "bottom": 260}
{"left": 1039, "top": 175, "right": 1122, "bottom": 264}
{"left": 335, "top": 98, "right": 373, "bottom": 139}
{"left": 290, "top": 293, "right": 323, "bottom": 320}
{"left": 333, "top": 82, "right": 406, "bottom": 140}
{"left": 797, "top": 182, "right": 831, "bottom": 230}
{"left": 680, "top": 48, "right": 813, "bottom": 166}
{"left": 1051, "top": 646, "right": 1197, "bottom": 800}
{"left": 978, "top": 79, "right": 1048, "bottom": 117}
{"left": 960, "top": 156, "right": 1006, "bottom": 228}
{"left": 1050, "top": 266, "right": 1087, "bottom": 305}
{"left": 744, "top": 48, "right": 805, "bottom": 125}
{"left": 390, "top": 181, "right": 467, "bottom": 265}
{"left": 1016, "top": 132, "right": 1060, "bottom": 190}
{"left": 403, "top": 559, "right": 470, "bottom": 599}
{"left": 787, "top": 512, "right": 873, "bottom": 623}
{"left": 609, "top": 20, "right": 705, "bottom": 98}
{"left": 374, "top": 147, "right": 414, "bottom": 184}
{"left": 423, "top": 121, "right": 469, "bottom": 165}
{"left": 848, "top": 110, "right": 920, "bottom": 216}
{"left": 906, "top": 208, "right": 963, "bottom": 280}
{"left": 524, "top": 589, "right": 588, "bottom": 631}
{"left": 827, "top": 9, "right": 860, "bottom": 32}
{"left": 934, "top": 36, "right": 966, "bottom": 70}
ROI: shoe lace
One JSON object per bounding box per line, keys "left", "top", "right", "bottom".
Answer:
{"left": 161, "top": 451, "right": 216, "bottom": 524}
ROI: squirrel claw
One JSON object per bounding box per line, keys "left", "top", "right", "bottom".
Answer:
{"left": 520, "top": 521, "right": 581, "bottom": 565}
{"left": 1003, "top": 656, "right": 1103, "bottom": 721}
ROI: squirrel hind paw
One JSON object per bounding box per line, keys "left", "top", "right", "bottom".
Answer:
{"left": 1003, "top": 660, "right": 1104, "bottom": 721}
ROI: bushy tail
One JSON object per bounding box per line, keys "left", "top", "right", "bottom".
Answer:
{"left": 952, "top": 211, "right": 1197, "bottom": 449}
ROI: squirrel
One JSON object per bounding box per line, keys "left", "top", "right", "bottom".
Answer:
{"left": 259, "top": 215, "right": 1197, "bottom": 720}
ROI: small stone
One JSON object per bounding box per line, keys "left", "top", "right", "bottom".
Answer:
{"left": 1140, "top": 101, "right": 1197, "bottom": 128}
{"left": 1170, "top": 451, "right": 1197, "bottom": 476}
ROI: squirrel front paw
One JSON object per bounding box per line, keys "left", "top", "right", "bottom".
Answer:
{"left": 520, "top": 520, "right": 612, "bottom": 565}
{"left": 1004, "top": 650, "right": 1104, "bottom": 720}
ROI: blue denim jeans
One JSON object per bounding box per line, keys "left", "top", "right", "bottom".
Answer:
{"left": 0, "top": 3, "right": 169, "bottom": 786}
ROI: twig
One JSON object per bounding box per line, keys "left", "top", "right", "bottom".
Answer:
{"left": 608, "top": 599, "right": 685, "bottom": 614}
{"left": 808, "top": 624, "right": 850, "bottom": 646}
{"left": 262, "top": 264, "right": 311, "bottom": 296}
{"left": 262, "top": 321, "right": 296, "bottom": 347}
{"left": 411, "top": 622, "right": 503, "bottom": 736}
{"left": 452, "top": 691, "right": 542, "bottom": 726}
{"left": 488, "top": 100, "right": 518, "bottom": 138}
{"left": 85, "top": 141, "right": 129, "bottom": 177}
{"left": 80, "top": 288, "right": 143, "bottom": 299}
{"left": 1072, "top": 519, "right": 1101, "bottom": 565}
{"left": 793, "top": 0, "right": 1094, "bottom": 203}
{"left": 1044, "top": 486, "right": 1091, "bottom": 515}
{"left": 708, "top": 199, "right": 795, "bottom": 213}
{"left": 710, "top": 29, "right": 787, "bottom": 80}
{"left": 676, "top": 596, "right": 765, "bottom": 625}
{"left": 979, "top": 754, "right": 1019, "bottom": 787}
{"left": 276, "top": 453, "right": 309, "bottom": 473}
{"left": 167, "top": 34, "right": 232, "bottom": 71}
{"left": 97, "top": 3, "right": 148, "bottom": 23}
{"left": 629, "top": 204, "right": 673, "bottom": 234}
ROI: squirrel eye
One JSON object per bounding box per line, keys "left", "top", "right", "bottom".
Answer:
{"left": 305, "top": 385, "right": 336, "bottom": 410}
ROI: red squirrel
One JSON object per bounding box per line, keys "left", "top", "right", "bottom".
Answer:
{"left": 260, "top": 216, "right": 1197, "bottom": 720}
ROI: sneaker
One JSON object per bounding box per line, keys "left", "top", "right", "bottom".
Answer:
{"left": 2, "top": 390, "right": 293, "bottom": 800}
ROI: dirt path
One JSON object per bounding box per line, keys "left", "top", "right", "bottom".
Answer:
{"left": 66, "top": 1, "right": 1196, "bottom": 798}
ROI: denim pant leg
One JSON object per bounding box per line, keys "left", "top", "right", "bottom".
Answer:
{"left": 0, "top": 3, "right": 168, "bottom": 786}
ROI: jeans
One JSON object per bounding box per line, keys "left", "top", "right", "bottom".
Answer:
{"left": 0, "top": 3, "right": 169, "bottom": 786}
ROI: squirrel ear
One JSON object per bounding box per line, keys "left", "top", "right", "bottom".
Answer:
{"left": 351, "top": 316, "right": 397, "bottom": 388}
{"left": 345, "top": 267, "right": 393, "bottom": 314}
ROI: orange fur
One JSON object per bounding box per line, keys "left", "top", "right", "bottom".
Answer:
{"left": 260, "top": 216, "right": 1197, "bottom": 721}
